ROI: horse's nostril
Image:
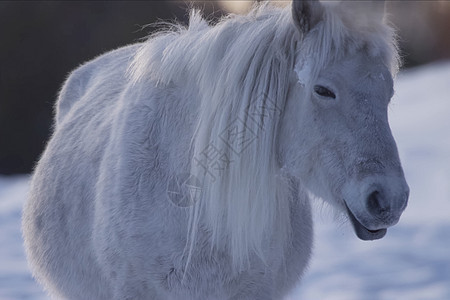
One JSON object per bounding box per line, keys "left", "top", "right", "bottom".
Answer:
{"left": 366, "top": 190, "right": 388, "bottom": 215}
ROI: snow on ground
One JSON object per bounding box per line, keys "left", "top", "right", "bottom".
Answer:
{"left": 1, "top": 62, "right": 449, "bottom": 299}
{"left": 0, "top": 176, "right": 46, "bottom": 300}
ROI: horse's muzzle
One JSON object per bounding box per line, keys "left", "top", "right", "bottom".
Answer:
{"left": 344, "top": 176, "right": 409, "bottom": 241}
{"left": 345, "top": 203, "right": 387, "bottom": 240}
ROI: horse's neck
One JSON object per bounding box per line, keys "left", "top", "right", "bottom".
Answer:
{"left": 150, "top": 81, "right": 200, "bottom": 175}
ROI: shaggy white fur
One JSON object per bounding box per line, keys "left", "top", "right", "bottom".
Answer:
{"left": 23, "top": 1, "right": 408, "bottom": 299}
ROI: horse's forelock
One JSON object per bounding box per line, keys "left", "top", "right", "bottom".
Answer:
{"left": 295, "top": 2, "right": 400, "bottom": 88}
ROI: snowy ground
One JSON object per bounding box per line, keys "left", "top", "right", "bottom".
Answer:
{"left": 1, "top": 62, "right": 449, "bottom": 299}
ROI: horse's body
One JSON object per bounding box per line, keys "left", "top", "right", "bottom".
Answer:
{"left": 23, "top": 1, "right": 409, "bottom": 299}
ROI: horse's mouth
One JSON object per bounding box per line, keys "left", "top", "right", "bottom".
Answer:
{"left": 345, "top": 204, "right": 387, "bottom": 241}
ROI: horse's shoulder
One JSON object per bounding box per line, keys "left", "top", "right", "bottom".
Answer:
{"left": 55, "top": 44, "right": 141, "bottom": 125}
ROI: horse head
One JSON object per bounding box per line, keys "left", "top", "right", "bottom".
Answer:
{"left": 280, "top": 0, "right": 409, "bottom": 240}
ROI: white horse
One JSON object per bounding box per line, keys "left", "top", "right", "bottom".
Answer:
{"left": 23, "top": 1, "right": 409, "bottom": 299}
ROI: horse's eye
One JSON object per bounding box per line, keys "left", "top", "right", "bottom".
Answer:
{"left": 314, "top": 85, "right": 336, "bottom": 99}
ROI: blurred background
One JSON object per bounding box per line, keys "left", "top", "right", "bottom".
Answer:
{"left": 0, "top": 0, "right": 449, "bottom": 175}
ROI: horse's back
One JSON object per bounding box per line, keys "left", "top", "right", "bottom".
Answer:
{"left": 22, "top": 45, "right": 141, "bottom": 300}
{"left": 56, "top": 44, "right": 139, "bottom": 125}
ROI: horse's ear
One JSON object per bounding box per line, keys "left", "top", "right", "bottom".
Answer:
{"left": 292, "top": 0, "right": 324, "bottom": 34}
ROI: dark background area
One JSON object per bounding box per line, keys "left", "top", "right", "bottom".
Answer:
{"left": 1, "top": 1, "right": 449, "bottom": 175}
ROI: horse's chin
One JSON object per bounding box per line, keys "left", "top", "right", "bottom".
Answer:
{"left": 345, "top": 204, "right": 387, "bottom": 241}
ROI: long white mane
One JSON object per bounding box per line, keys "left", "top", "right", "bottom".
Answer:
{"left": 129, "top": 2, "right": 399, "bottom": 269}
